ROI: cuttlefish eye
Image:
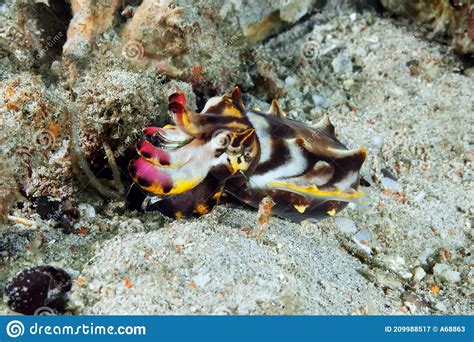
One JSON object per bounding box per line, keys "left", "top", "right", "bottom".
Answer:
{"left": 222, "top": 129, "right": 257, "bottom": 175}
{"left": 226, "top": 145, "right": 244, "bottom": 156}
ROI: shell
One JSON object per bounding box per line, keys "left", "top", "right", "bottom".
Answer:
{"left": 128, "top": 87, "right": 366, "bottom": 222}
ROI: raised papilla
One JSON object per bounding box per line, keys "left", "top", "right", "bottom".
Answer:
{"left": 128, "top": 87, "right": 366, "bottom": 222}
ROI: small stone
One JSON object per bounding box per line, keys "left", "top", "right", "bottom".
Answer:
{"left": 350, "top": 13, "right": 357, "bottom": 21}
{"left": 61, "top": 200, "right": 77, "bottom": 217}
{"left": 334, "top": 218, "right": 357, "bottom": 234}
{"left": 412, "top": 266, "right": 426, "bottom": 282}
{"left": 353, "top": 230, "right": 372, "bottom": 255}
{"left": 363, "top": 35, "right": 379, "bottom": 44}
{"left": 174, "top": 237, "right": 186, "bottom": 246}
{"left": 355, "top": 230, "right": 371, "bottom": 243}
{"left": 389, "top": 85, "right": 405, "bottom": 97}
{"left": 78, "top": 203, "right": 96, "bottom": 219}
{"left": 284, "top": 76, "right": 296, "bottom": 86}
{"left": 311, "top": 93, "right": 326, "bottom": 107}
{"left": 381, "top": 177, "right": 402, "bottom": 192}
{"left": 332, "top": 51, "right": 353, "bottom": 74}
{"left": 434, "top": 302, "right": 447, "bottom": 312}
{"left": 414, "top": 192, "right": 426, "bottom": 203}
{"left": 193, "top": 274, "right": 210, "bottom": 288}
{"left": 433, "top": 263, "right": 461, "bottom": 283}
{"left": 464, "top": 67, "right": 474, "bottom": 78}
{"left": 4, "top": 265, "right": 72, "bottom": 315}
{"left": 343, "top": 79, "right": 354, "bottom": 90}
{"left": 372, "top": 133, "right": 386, "bottom": 148}
{"left": 170, "top": 298, "right": 183, "bottom": 306}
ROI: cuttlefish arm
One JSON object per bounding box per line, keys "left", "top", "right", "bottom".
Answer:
{"left": 143, "top": 125, "right": 192, "bottom": 148}
{"left": 129, "top": 138, "right": 226, "bottom": 196}
{"left": 142, "top": 175, "right": 225, "bottom": 219}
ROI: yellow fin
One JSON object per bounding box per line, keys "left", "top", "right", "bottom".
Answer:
{"left": 268, "top": 100, "right": 286, "bottom": 118}
{"left": 293, "top": 204, "right": 308, "bottom": 213}
{"left": 268, "top": 181, "right": 364, "bottom": 200}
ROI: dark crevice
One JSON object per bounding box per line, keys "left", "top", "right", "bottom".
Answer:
{"left": 30, "top": 0, "right": 72, "bottom": 77}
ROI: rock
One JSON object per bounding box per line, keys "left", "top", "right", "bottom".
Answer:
{"left": 354, "top": 229, "right": 371, "bottom": 243}
{"left": 334, "top": 218, "right": 357, "bottom": 234}
{"left": 279, "top": 0, "right": 315, "bottom": 23}
{"left": 235, "top": 0, "right": 319, "bottom": 43}
{"left": 193, "top": 274, "right": 211, "bottom": 288}
{"left": 434, "top": 302, "right": 447, "bottom": 312}
{"left": 412, "top": 266, "right": 426, "bottom": 282}
{"left": 63, "top": 0, "right": 120, "bottom": 57}
{"left": 121, "top": 0, "right": 187, "bottom": 60}
{"left": 414, "top": 192, "right": 426, "bottom": 203}
{"left": 386, "top": 256, "right": 412, "bottom": 279}
{"left": 433, "top": 264, "right": 461, "bottom": 283}
{"left": 379, "top": 0, "right": 473, "bottom": 55}
{"left": 34, "top": 196, "right": 61, "bottom": 220}
{"left": 285, "top": 76, "right": 296, "bottom": 86}
{"left": 372, "top": 133, "right": 386, "bottom": 148}
{"left": 311, "top": 93, "right": 327, "bottom": 107}
{"left": 353, "top": 230, "right": 372, "bottom": 255}
{"left": 77, "top": 203, "right": 95, "bottom": 219}
{"left": 332, "top": 51, "right": 353, "bottom": 74}
{"left": 4, "top": 266, "right": 72, "bottom": 315}
{"left": 381, "top": 177, "right": 402, "bottom": 192}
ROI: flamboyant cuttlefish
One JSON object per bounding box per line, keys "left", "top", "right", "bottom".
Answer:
{"left": 128, "top": 87, "right": 366, "bottom": 222}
